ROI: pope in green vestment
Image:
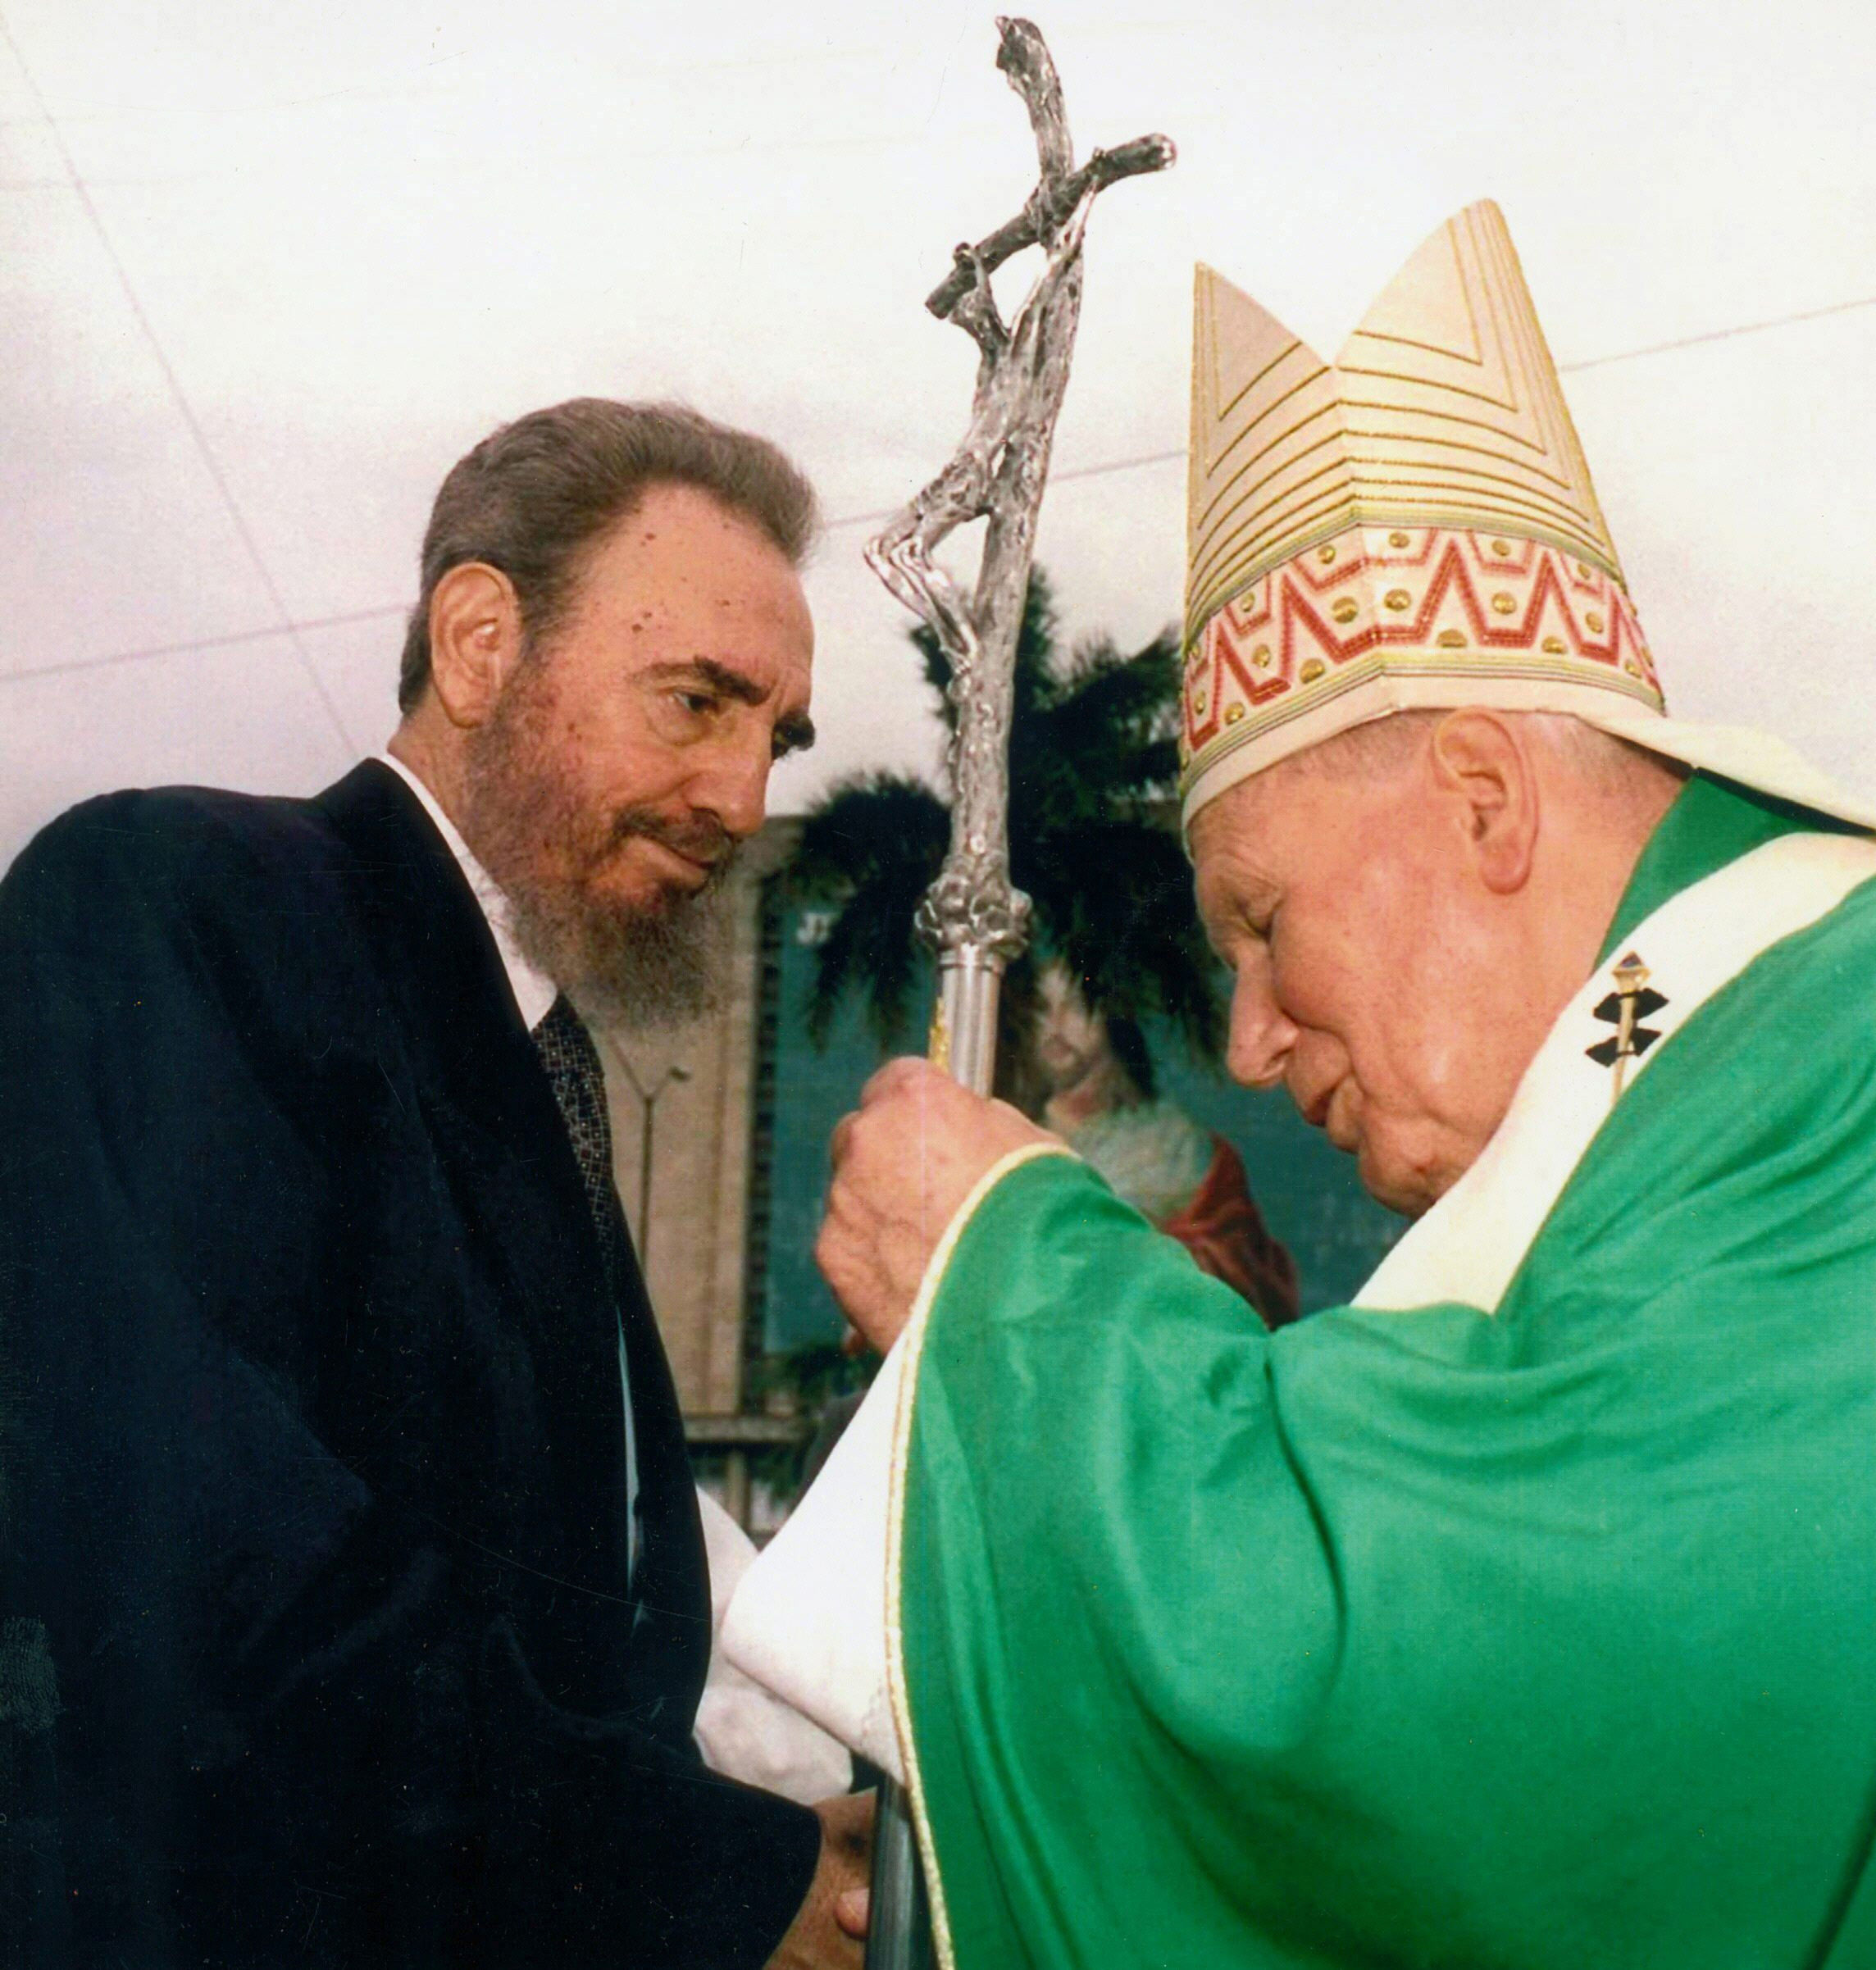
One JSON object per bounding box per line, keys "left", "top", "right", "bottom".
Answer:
{"left": 719, "top": 200, "right": 1876, "bottom": 1970}
{"left": 897, "top": 775, "right": 1876, "bottom": 1968}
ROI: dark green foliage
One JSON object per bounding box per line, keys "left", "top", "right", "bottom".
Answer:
{"left": 789, "top": 774, "right": 950, "bottom": 1047}
{"left": 788, "top": 568, "right": 1222, "bottom": 1064}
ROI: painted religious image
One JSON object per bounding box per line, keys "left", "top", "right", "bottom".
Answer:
{"left": 1027, "top": 962, "right": 1298, "bottom": 1327}
{"left": 756, "top": 553, "right": 1352, "bottom": 1409}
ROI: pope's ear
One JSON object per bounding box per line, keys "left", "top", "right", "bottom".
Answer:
{"left": 1427, "top": 709, "right": 1539, "bottom": 896}
{"left": 426, "top": 562, "right": 524, "bottom": 730}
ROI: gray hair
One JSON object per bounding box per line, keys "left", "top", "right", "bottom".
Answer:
{"left": 1291, "top": 707, "right": 1686, "bottom": 801}
{"left": 398, "top": 398, "right": 818, "bottom": 712}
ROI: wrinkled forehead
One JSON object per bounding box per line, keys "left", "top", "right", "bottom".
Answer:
{"left": 584, "top": 485, "right": 813, "bottom": 624}
{"left": 1188, "top": 772, "right": 1285, "bottom": 913}
{"left": 1188, "top": 743, "right": 1305, "bottom": 848}
{"left": 1189, "top": 744, "right": 1397, "bottom": 936}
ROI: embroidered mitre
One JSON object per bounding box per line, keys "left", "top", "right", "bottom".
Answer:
{"left": 1180, "top": 199, "right": 1681, "bottom": 828}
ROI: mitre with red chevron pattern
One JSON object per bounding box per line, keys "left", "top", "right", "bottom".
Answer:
{"left": 1180, "top": 200, "right": 1873, "bottom": 833}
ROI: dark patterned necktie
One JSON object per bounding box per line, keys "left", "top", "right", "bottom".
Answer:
{"left": 530, "top": 993, "right": 641, "bottom": 1580}
{"left": 532, "top": 994, "right": 635, "bottom": 1293}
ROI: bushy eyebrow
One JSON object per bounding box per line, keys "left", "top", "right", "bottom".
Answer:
{"left": 772, "top": 711, "right": 817, "bottom": 757}
{"left": 1240, "top": 881, "right": 1280, "bottom": 928}
{"left": 1197, "top": 870, "right": 1279, "bottom": 947}
{"left": 654, "top": 657, "right": 816, "bottom": 756}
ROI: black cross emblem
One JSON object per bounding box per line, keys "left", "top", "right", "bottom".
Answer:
{"left": 1585, "top": 950, "right": 1669, "bottom": 1098}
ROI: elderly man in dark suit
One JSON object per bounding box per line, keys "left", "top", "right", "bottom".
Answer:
{"left": 0, "top": 400, "right": 870, "bottom": 1968}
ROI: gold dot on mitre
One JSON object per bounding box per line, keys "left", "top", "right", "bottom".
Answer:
{"left": 1384, "top": 589, "right": 1411, "bottom": 612}
{"left": 1225, "top": 701, "right": 1246, "bottom": 723}
{"left": 1317, "top": 544, "right": 1336, "bottom": 566}
{"left": 1491, "top": 538, "right": 1511, "bottom": 556}
{"left": 1331, "top": 598, "right": 1359, "bottom": 626}
{"left": 1251, "top": 644, "right": 1273, "bottom": 669}
{"left": 1491, "top": 592, "right": 1516, "bottom": 615}
{"left": 1437, "top": 629, "right": 1466, "bottom": 649}
{"left": 1541, "top": 634, "right": 1567, "bottom": 654}
{"left": 1388, "top": 530, "right": 1410, "bottom": 548}
{"left": 1586, "top": 610, "right": 1605, "bottom": 633}
{"left": 1300, "top": 657, "right": 1326, "bottom": 683}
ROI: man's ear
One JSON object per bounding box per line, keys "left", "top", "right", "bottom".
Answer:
{"left": 1427, "top": 709, "right": 1540, "bottom": 895}
{"left": 426, "top": 563, "right": 524, "bottom": 730}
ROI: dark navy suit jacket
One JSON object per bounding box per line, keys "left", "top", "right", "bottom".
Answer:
{"left": 0, "top": 761, "right": 818, "bottom": 1968}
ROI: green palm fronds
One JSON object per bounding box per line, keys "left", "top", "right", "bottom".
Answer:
{"left": 790, "top": 569, "right": 1220, "bottom": 1067}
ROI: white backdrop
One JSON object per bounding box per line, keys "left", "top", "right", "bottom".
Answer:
{"left": 4, "top": 0, "right": 1874, "bottom": 868}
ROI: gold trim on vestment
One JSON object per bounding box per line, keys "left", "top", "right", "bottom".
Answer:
{"left": 883, "top": 1142, "right": 1078, "bottom": 1970}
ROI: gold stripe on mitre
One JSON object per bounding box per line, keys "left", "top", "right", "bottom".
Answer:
{"left": 1181, "top": 200, "right": 1668, "bottom": 830}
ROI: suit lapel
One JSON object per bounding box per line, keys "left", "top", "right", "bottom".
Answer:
{"left": 313, "top": 762, "right": 707, "bottom": 1717}
{"left": 610, "top": 1229, "right": 712, "bottom": 1712}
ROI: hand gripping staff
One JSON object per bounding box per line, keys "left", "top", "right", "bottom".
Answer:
{"left": 859, "top": 20, "right": 1172, "bottom": 1966}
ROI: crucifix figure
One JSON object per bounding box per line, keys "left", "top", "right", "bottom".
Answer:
{"left": 865, "top": 15, "right": 1173, "bottom": 1099}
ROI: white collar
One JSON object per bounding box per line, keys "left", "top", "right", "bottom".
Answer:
{"left": 374, "top": 751, "right": 560, "bottom": 1034}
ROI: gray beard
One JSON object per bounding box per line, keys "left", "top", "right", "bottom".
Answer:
{"left": 497, "top": 864, "right": 731, "bottom": 1035}
{"left": 458, "top": 675, "right": 735, "bottom": 1035}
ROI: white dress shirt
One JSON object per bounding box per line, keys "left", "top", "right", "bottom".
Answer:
{"left": 375, "top": 751, "right": 558, "bottom": 1032}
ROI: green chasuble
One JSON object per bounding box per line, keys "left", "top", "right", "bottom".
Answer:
{"left": 897, "top": 777, "right": 1876, "bottom": 1968}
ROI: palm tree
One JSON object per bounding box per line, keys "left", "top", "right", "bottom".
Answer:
{"left": 787, "top": 570, "right": 1219, "bottom": 1103}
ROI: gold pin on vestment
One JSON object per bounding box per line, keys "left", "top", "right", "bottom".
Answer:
{"left": 1585, "top": 950, "right": 1669, "bottom": 1103}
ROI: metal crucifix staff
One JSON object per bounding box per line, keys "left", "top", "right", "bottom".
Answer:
{"left": 861, "top": 19, "right": 1172, "bottom": 1966}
